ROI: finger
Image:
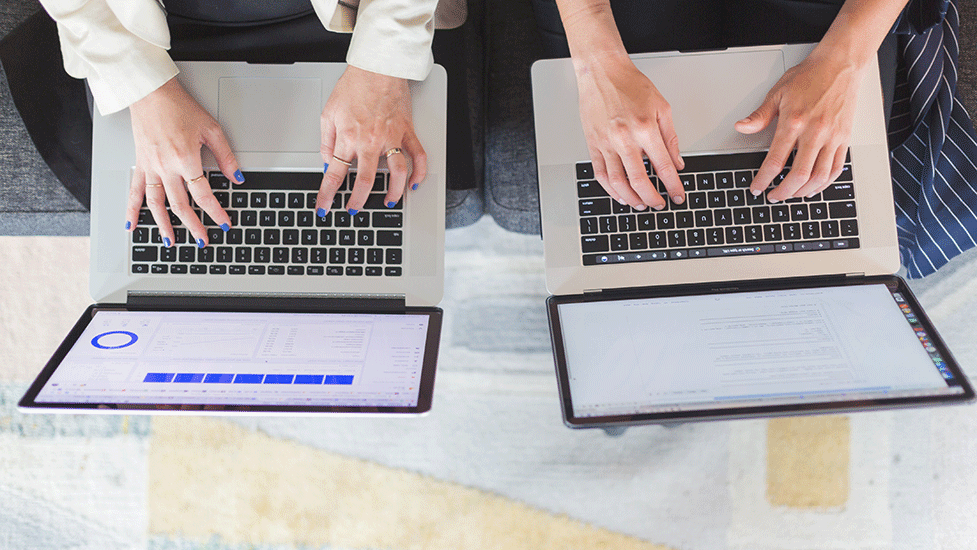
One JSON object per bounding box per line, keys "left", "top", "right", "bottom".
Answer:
{"left": 735, "top": 91, "right": 779, "bottom": 135}
{"left": 797, "top": 145, "right": 846, "bottom": 198}
{"left": 317, "top": 150, "right": 351, "bottom": 215}
{"left": 751, "top": 121, "right": 798, "bottom": 198}
{"left": 402, "top": 130, "right": 427, "bottom": 191}
{"left": 602, "top": 152, "right": 645, "bottom": 208}
{"left": 186, "top": 172, "right": 231, "bottom": 231}
{"left": 167, "top": 174, "right": 208, "bottom": 248}
{"left": 642, "top": 134, "right": 682, "bottom": 207}
{"left": 125, "top": 167, "right": 147, "bottom": 231}
{"left": 144, "top": 176, "right": 174, "bottom": 248}
{"left": 619, "top": 149, "right": 655, "bottom": 211}
{"left": 203, "top": 125, "right": 244, "bottom": 185}
{"left": 769, "top": 142, "right": 818, "bottom": 202}
{"left": 657, "top": 107, "right": 685, "bottom": 171}
{"left": 384, "top": 148, "right": 408, "bottom": 206}
{"left": 320, "top": 110, "right": 338, "bottom": 162}
{"left": 347, "top": 150, "right": 379, "bottom": 214}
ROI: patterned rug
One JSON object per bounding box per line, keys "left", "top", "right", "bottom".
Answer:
{"left": 2, "top": 218, "right": 976, "bottom": 550}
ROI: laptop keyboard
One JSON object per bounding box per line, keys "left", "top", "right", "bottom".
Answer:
{"left": 130, "top": 171, "right": 404, "bottom": 277}
{"left": 577, "top": 151, "right": 860, "bottom": 265}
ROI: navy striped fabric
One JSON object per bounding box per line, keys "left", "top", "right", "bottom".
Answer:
{"left": 889, "top": 0, "right": 977, "bottom": 277}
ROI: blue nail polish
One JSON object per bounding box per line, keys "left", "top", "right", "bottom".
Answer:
{"left": 197, "top": 238, "right": 205, "bottom": 249}
{"left": 317, "top": 208, "right": 327, "bottom": 217}
{"left": 323, "top": 162, "right": 329, "bottom": 173}
{"left": 125, "top": 221, "right": 132, "bottom": 230}
{"left": 348, "top": 209, "right": 359, "bottom": 216}
{"left": 234, "top": 170, "right": 245, "bottom": 183}
{"left": 411, "top": 183, "right": 419, "bottom": 191}
{"left": 163, "top": 237, "right": 172, "bottom": 247}
{"left": 386, "top": 201, "right": 396, "bottom": 208}
{"left": 220, "top": 223, "right": 230, "bottom": 232}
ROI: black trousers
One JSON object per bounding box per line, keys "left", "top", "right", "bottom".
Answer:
{"left": 0, "top": 9, "right": 476, "bottom": 210}
{"left": 530, "top": 0, "right": 896, "bottom": 127}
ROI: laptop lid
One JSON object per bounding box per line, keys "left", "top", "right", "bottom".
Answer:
{"left": 532, "top": 44, "right": 899, "bottom": 296}
{"left": 89, "top": 61, "right": 446, "bottom": 306}
{"left": 546, "top": 275, "right": 974, "bottom": 427}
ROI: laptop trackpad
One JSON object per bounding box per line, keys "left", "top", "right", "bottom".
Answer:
{"left": 218, "top": 77, "right": 322, "bottom": 153}
{"left": 641, "top": 50, "right": 785, "bottom": 153}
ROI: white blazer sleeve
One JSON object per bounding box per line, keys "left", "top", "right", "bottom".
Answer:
{"left": 313, "top": 0, "right": 440, "bottom": 81}
{"left": 39, "top": 0, "right": 178, "bottom": 115}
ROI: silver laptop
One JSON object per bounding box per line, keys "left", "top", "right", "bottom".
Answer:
{"left": 533, "top": 45, "right": 974, "bottom": 428}
{"left": 19, "top": 62, "right": 447, "bottom": 415}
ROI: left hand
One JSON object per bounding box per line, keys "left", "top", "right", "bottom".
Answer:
{"left": 735, "top": 50, "right": 863, "bottom": 203}
{"left": 317, "top": 66, "right": 426, "bottom": 216}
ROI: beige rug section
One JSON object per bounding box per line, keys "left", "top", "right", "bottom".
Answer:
{"left": 149, "top": 416, "right": 678, "bottom": 550}
{"left": 0, "top": 236, "right": 91, "bottom": 383}
{"left": 766, "top": 416, "right": 850, "bottom": 508}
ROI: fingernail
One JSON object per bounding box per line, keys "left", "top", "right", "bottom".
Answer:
{"left": 768, "top": 197, "right": 780, "bottom": 203}
{"left": 634, "top": 204, "right": 647, "bottom": 211}
{"left": 671, "top": 195, "right": 684, "bottom": 205}
{"left": 751, "top": 189, "right": 762, "bottom": 196}
{"left": 125, "top": 221, "right": 132, "bottom": 230}
{"left": 654, "top": 203, "right": 666, "bottom": 211}
{"left": 317, "top": 208, "right": 327, "bottom": 217}
{"left": 220, "top": 223, "right": 230, "bottom": 232}
{"left": 386, "top": 201, "right": 396, "bottom": 208}
{"left": 163, "top": 237, "right": 171, "bottom": 247}
{"left": 234, "top": 170, "right": 245, "bottom": 183}
{"left": 411, "top": 183, "right": 419, "bottom": 191}
{"left": 323, "top": 163, "right": 329, "bottom": 173}
{"left": 616, "top": 198, "right": 627, "bottom": 205}
{"left": 348, "top": 209, "right": 358, "bottom": 216}
{"left": 807, "top": 192, "right": 817, "bottom": 198}
{"left": 197, "top": 238, "right": 205, "bottom": 249}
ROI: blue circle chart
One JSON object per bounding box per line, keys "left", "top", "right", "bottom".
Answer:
{"left": 91, "top": 331, "right": 139, "bottom": 350}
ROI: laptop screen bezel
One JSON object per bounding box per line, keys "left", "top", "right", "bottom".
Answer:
{"left": 19, "top": 303, "right": 443, "bottom": 415}
{"left": 546, "top": 275, "right": 974, "bottom": 428}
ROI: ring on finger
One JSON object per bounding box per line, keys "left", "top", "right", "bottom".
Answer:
{"left": 185, "top": 174, "right": 207, "bottom": 187}
{"left": 332, "top": 155, "right": 353, "bottom": 167}
{"left": 146, "top": 183, "right": 164, "bottom": 189}
{"left": 383, "top": 148, "right": 403, "bottom": 159}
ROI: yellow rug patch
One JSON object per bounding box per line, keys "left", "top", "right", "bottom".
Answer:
{"left": 766, "top": 415, "right": 850, "bottom": 509}
{"left": 149, "top": 417, "right": 676, "bottom": 550}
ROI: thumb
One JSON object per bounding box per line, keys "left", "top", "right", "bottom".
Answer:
{"left": 735, "top": 96, "right": 778, "bottom": 135}
{"left": 205, "top": 127, "right": 244, "bottom": 184}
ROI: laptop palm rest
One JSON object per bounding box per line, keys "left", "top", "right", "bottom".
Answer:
{"left": 639, "top": 50, "right": 785, "bottom": 153}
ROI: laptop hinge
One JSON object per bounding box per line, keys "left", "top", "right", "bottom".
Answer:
{"left": 845, "top": 272, "right": 866, "bottom": 278}
{"left": 125, "top": 292, "right": 407, "bottom": 313}
{"left": 583, "top": 289, "right": 603, "bottom": 295}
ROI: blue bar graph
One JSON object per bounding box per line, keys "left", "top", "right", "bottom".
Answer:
{"left": 324, "top": 375, "right": 354, "bottom": 385}
{"left": 144, "top": 373, "right": 174, "bottom": 383}
{"left": 233, "top": 374, "right": 264, "bottom": 384}
{"left": 294, "top": 375, "right": 324, "bottom": 385}
{"left": 174, "top": 373, "right": 205, "bottom": 383}
{"left": 263, "top": 374, "right": 295, "bottom": 384}
{"left": 204, "top": 373, "right": 235, "bottom": 384}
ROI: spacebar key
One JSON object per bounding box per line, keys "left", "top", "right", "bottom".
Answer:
{"left": 707, "top": 244, "right": 776, "bottom": 257}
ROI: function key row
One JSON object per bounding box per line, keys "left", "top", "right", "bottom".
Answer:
{"left": 132, "top": 264, "right": 402, "bottom": 276}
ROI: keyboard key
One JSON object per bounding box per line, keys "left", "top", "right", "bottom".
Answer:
{"left": 133, "top": 227, "right": 149, "bottom": 243}
{"left": 283, "top": 229, "right": 299, "bottom": 245}
{"left": 706, "top": 228, "right": 724, "bottom": 245}
{"left": 301, "top": 229, "right": 318, "bottom": 245}
{"left": 346, "top": 266, "right": 363, "bottom": 276}
{"left": 687, "top": 229, "right": 705, "bottom": 246}
{"left": 273, "top": 247, "right": 289, "bottom": 263}
{"left": 235, "top": 248, "right": 252, "bottom": 263}
{"left": 225, "top": 229, "right": 243, "bottom": 245}
{"left": 353, "top": 212, "right": 371, "bottom": 227}
{"left": 386, "top": 249, "right": 402, "bottom": 264}
{"left": 581, "top": 218, "right": 599, "bottom": 234}
{"left": 315, "top": 212, "right": 333, "bottom": 227}
{"left": 213, "top": 192, "right": 229, "bottom": 208}
{"left": 132, "top": 264, "right": 149, "bottom": 274}
{"left": 292, "top": 247, "right": 308, "bottom": 264}
{"left": 259, "top": 211, "right": 276, "bottom": 227}
{"left": 307, "top": 266, "right": 324, "bottom": 275}
{"left": 288, "top": 266, "right": 304, "bottom": 275}
{"left": 676, "top": 211, "right": 694, "bottom": 228}
{"left": 297, "top": 211, "right": 314, "bottom": 227}
{"left": 320, "top": 229, "right": 337, "bottom": 245}
{"left": 385, "top": 266, "right": 402, "bottom": 276}
{"left": 724, "top": 226, "right": 744, "bottom": 244}
{"left": 268, "top": 266, "right": 285, "bottom": 275}
{"left": 713, "top": 209, "right": 732, "bottom": 226}
{"left": 822, "top": 183, "right": 854, "bottom": 201}
{"left": 790, "top": 204, "right": 809, "bottom": 221}
{"left": 679, "top": 174, "right": 696, "bottom": 192}
{"left": 784, "top": 223, "right": 801, "bottom": 240}
{"left": 809, "top": 203, "right": 829, "bottom": 220}
{"left": 599, "top": 216, "right": 618, "bottom": 233}
{"left": 232, "top": 192, "right": 248, "bottom": 208}
{"left": 656, "top": 212, "right": 674, "bottom": 229}
{"left": 250, "top": 193, "right": 267, "bottom": 208}
{"left": 339, "top": 230, "right": 355, "bottom": 245}
{"left": 190, "top": 265, "right": 207, "bottom": 274}
{"left": 803, "top": 222, "right": 821, "bottom": 239}
{"left": 263, "top": 229, "right": 280, "bottom": 245}
{"left": 650, "top": 231, "right": 667, "bottom": 248}
{"left": 667, "top": 230, "right": 686, "bottom": 248}
{"left": 829, "top": 201, "right": 857, "bottom": 218}
{"left": 178, "top": 246, "right": 195, "bottom": 263}
{"left": 209, "top": 265, "right": 227, "bottom": 275}
{"left": 771, "top": 205, "right": 790, "bottom": 222}
{"left": 241, "top": 210, "right": 258, "bottom": 226}
{"left": 229, "top": 265, "right": 246, "bottom": 275}
{"left": 255, "top": 247, "right": 271, "bottom": 263}
{"left": 841, "top": 219, "right": 859, "bottom": 236}
{"left": 611, "top": 234, "right": 628, "bottom": 251}
{"left": 764, "top": 224, "right": 783, "bottom": 241}
{"left": 708, "top": 191, "right": 726, "bottom": 208}
{"left": 327, "top": 266, "right": 343, "bottom": 275}
{"left": 269, "top": 193, "right": 286, "bottom": 208}
{"left": 746, "top": 225, "right": 763, "bottom": 243}
{"left": 311, "top": 248, "right": 328, "bottom": 264}
{"left": 576, "top": 162, "right": 594, "bottom": 180}
{"left": 151, "top": 264, "right": 168, "bottom": 274}
{"left": 629, "top": 232, "right": 648, "bottom": 249}
{"left": 696, "top": 173, "right": 715, "bottom": 190}
{"left": 334, "top": 211, "right": 352, "bottom": 227}
{"left": 367, "top": 248, "right": 383, "bottom": 264}
{"left": 245, "top": 229, "right": 261, "bottom": 244}
{"left": 358, "top": 230, "right": 375, "bottom": 246}
{"left": 170, "top": 264, "right": 187, "bottom": 274}
{"left": 160, "top": 247, "right": 177, "bottom": 262}
{"left": 132, "top": 246, "right": 158, "bottom": 262}
{"left": 579, "top": 198, "right": 611, "bottom": 217}
{"left": 716, "top": 172, "right": 734, "bottom": 188}
{"left": 695, "top": 211, "right": 713, "bottom": 227}
{"left": 330, "top": 248, "right": 346, "bottom": 264}
{"left": 249, "top": 265, "right": 266, "bottom": 275}
{"left": 278, "top": 211, "right": 295, "bottom": 227}
{"left": 582, "top": 235, "right": 610, "bottom": 253}
{"left": 577, "top": 180, "right": 607, "bottom": 198}
{"left": 372, "top": 211, "right": 403, "bottom": 228}
{"left": 837, "top": 164, "right": 853, "bottom": 182}
{"left": 734, "top": 171, "right": 753, "bottom": 188}
{"left": 366, "top": 266, "right": 382, "bottom": 276}
{"left": 733, "top": 208, "right": 752, "bottom": 225}
{"left": 216, "top": 247, "right": 232, "bottom": 263}
{"left": 821, "top": 220, "right": 840, "bottom": 238}
{"left": 726, "top": 190, "right": 746, "bottom": 208}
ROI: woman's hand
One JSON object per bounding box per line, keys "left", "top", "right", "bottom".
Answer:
{"left": 736, "top": 45, "right": 864, "bottom": 203}
{"left": 125, "top": 77, "right": 243, "bottom": 248}
{"left": 317, "top": 66, "right": 426, "bottom": 217}
{"left": 574, "top": 54, "right": 686, "bottom": 211}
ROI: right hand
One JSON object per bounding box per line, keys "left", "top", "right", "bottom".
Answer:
{"left": 125, "top": 77, "right": 243, "bottom": 248}
{"left": 573, "top": 54, "right": 686, "bottom": 210}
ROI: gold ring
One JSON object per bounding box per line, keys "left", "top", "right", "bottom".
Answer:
{"left": 383, "top": 148, "right": 403, "bottom": 159}
{"left": 185, "top": 174, "right": 207, "bottom": 187}
{"left": 332, "top": 155, "right": 353, "bottom": 167}
{"left": 145, "top": 183, "right": 163, "bottom": 188}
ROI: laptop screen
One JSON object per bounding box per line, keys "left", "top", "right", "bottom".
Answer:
{"left": 22, "top": 308, "right": 441, "bottom": 414}
{"left": 549, "top": 276, "right": 972, "bottom": 425}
